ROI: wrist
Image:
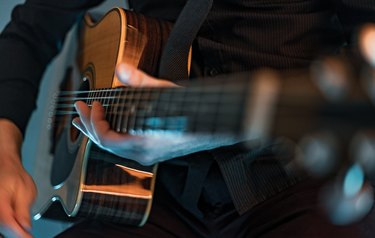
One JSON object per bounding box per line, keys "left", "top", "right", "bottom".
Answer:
{"left": 0, "top": 119, "right": 23, "bottom": 167}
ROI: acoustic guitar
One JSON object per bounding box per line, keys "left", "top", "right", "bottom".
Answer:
{"left": 31, "top": 6, "right": 375, "bottom": 227}
{"left": 31, "top": 8, "right": 279, "bottom": 226}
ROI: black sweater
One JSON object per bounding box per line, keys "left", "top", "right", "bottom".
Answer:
{"left": 1, "top": 0, "right": 375, "bottom": 134}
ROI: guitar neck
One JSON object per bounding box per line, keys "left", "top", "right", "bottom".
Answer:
{"left": 55, "top": 72, "right": 280, "bottom": 139}
{"left": 84, "top": 83, "right": 249, "bottom": 135}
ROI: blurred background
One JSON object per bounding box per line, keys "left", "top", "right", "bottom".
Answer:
{"left": 0, "top": 0, "right": 127, "bottom": 237}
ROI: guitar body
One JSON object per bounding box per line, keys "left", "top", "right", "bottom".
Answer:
{"left": 32, "top": 8, "right": 173, "bottom": 226}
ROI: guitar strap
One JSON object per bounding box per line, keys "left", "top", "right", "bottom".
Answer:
{"left": 158, "top": 0, "right": 213, "bottom": 81}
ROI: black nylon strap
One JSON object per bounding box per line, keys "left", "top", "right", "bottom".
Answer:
{"left": 179, "top": 155, "right": 213, "bottom": 217}
{"left": 158, "top": 0, "right": 213, "bottom": 81}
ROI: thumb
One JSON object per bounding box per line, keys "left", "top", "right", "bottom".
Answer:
{"left": 359, "top": 24, "right": 375, "bottom": 67}
{"left": 116, "top": 63, "right": 178, "bottom": 87}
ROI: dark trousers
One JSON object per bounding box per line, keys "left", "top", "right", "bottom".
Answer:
{"left": 55, "top": 176, "right": 375, "bottom": 238}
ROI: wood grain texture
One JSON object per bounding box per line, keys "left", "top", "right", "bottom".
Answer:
{"left": 74, "top": 8, "right": 173, "bottom": 226}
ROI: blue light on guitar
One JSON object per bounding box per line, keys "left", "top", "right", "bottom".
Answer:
{"left": 144, "top": 116, "right": 188, "bottom": 132}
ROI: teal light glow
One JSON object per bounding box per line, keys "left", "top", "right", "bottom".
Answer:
{"left": 145, "top": 116, "right": 188, "bottom": 131}
{"left": 343, "top": 163, "right": 364, "bottom": 198}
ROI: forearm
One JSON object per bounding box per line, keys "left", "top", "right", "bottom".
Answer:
{"left": 0, "top": 0, "right": 104, "bottom": 135}
{"left": 0, "top": 119, "right": 37, "bottom": 238}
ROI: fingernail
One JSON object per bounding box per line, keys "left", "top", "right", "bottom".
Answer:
{"left": 116, "top": 64, "right": 132, "bottom": 83}
{"left": 72, "top": 119, "right": 80, "bottom": 129}
{"left": 18, "top": 217, "right": 32, "bottom": 231}
{"left": 22, "top": 221, "right": 32, "bottom": 231}
{"left": 74, "top": 102, "right": 80, "bottom": 112}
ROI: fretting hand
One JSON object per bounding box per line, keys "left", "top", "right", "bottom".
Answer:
{"left": 72, "top": 64, "right": 182, "bottom": 165}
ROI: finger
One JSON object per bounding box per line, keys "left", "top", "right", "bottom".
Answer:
{"left": 0, "top": 192, "right": 32, "bottom": 238}
{"left": 14, "top": 179, "right": 36, "bottom": 231}
{"left": 90, "top": 101, "right": 110, "bottom": 144}
{"left": 0, "top": 224, "right": 32, "bottom": 238}
{"left": 90, "top": 101, "right": 135, "bottom": 147}
{"left": 74, "top": 101, "right": 96, "bottom": 140}
{"left": 72, "top": 117, "right": 90, "bottom": 138}
{"left": 116, "top": 63, "right": 178, "bottom": 87}
{"left": 14, "top": 194, "right": 32, "bottom": 231}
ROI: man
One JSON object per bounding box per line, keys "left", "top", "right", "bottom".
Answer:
{"left": 0, "top": 0, "right": 375, "bottom": 237}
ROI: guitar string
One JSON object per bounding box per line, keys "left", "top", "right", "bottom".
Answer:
{"left": 55, "top": 91, "right": 243, "bottom": 102}
{"left": 57, "top": 83, "right": 243, "bottom": 93}
{"left": 51, "top": 92, "right": 244, "bottom": 130}
{"left": 56, "top": 85, "right": 245, "bottom": 100}
{"left": 52, "top": 101, "right": 244, "bottom": 119}
{"left": 51, "top": 86, "right": 244, "bottom": 132}
{"left": 54, "top": 110, "right": 240, "bottom": 128}
{"left": 54, "top": 87, "right": 244, "bottom": 106}
{"left": 53, "top": 115, "right": 240, "bottom": 133}
{"left": 52, "top": 104, "right": 240, "bottom": 119}
{"left": 113, "top": 85, "right": 122, "bottom": 132}
{"left": 51, "top": 99, "right": 241, "bottom": 131}
{"left": 53, "top": 89, "right": 244, "bottom": 112}
{"left": 52, "top": 113, "right": 239, "bottom": 130}
{"left": 54, "top": 86, "right": 245, "bottom": 121}
{"left": 53, "top": 118, "right": 238, "bottom": 133}
{"left": 54, "top": 98, "right": 242, "bottom": 110}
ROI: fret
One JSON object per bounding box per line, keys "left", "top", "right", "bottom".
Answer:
{"left": 177, "top": 87, "right": 187, "bottom": 132}
{"left": 127, "top": 88, "right": 142, "bottom": 133}
{"left": 198, "top": 86, "right": 215, "bottom": 133}
{"left": 162, "top": 88, "right": 176, "bottom": 131}
{"left": 116, "top": 88, "right": 126, "bottom": 133}
{"left": 101, "top": 89, "right": 107, "bottom": 114}
{"left": 104, "top": 89, "right": 111, "bottom": 104}
{"left": 141, "top": 87, "right": 194, "bottom": 133}
{"left": 133, "top": 88, "right": 147, "bottom": 131}
{"left": 134, "top": 88, "right": 153, "bottom": 132}
{"left": 121, "top": 87, "right": 132, "bottom": 133}
{"left": 182, "top": 85, "right": 243, "bottom": 135}
{"left": 145, "top": 88, "right": 162, "bottom": 132}
{"left": 174, "top": 88, "right": 189, "bottom": 132}
{"left": 127, "top": 87, "right": 137, "bottom": 133}
{"left": 86, "top": 89, "right": 94, "bottom": 109}
{"left": 187, "top": 87, "right": 204, "bottom": 133}
{"left": 107, "top": 88, "right": 115, "bottom": 129}
{"left": 92, "top": 89, "right": 100, "bottom": 105}
{"left": 112, "top": 88, "right": 122, "bottom": 132}
{"left": 98, "top": 89, "right": 107, "bottom": 130}
{"left": 160, "top": 88, "right": 174, "bottom": 131}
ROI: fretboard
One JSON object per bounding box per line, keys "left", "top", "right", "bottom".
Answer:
{"left": 90, "top": 85, "right": 246, "bottom": 134}
{"left": 74, "top": 82, "right": 249, "bottom": 136}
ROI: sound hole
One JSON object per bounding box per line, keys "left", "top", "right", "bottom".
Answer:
{"left": 50, "top": 77, "right": 90, "bottom": 187}
{"left": 50, "top": 67, "right": 73, "bottom": 153}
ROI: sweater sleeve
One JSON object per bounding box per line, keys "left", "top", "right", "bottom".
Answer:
{"left": 0, "top": 0, "right": 104, "bottom": 135}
